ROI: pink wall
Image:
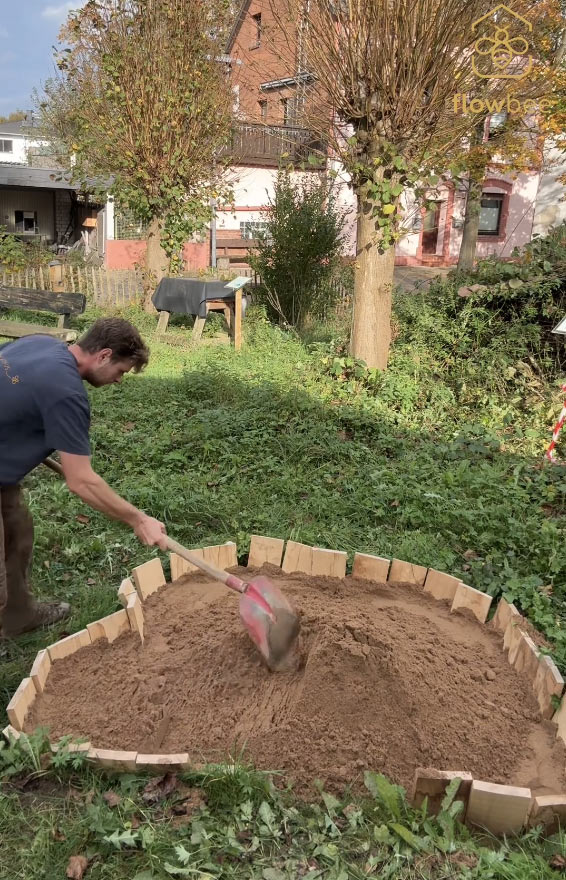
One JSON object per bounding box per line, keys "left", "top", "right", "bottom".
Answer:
{"left": 106, "top": 240, "right": 146, "bottom": 269}
{"left": 105, "top": 239, "right": 209, "bottom": 271}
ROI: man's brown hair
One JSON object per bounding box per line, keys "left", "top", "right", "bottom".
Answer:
{"left": 77, "top": 318, "right": 149, "bottom": 372}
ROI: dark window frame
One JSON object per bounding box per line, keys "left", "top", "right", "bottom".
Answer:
{"left": 478, "top": 193, "right": 504, "bottom": 236}
{"left": 251, "top": 12, "right": 262, "bottom": 48}
{"left": 0, "top": 139, "right": 13, "bottom": 153}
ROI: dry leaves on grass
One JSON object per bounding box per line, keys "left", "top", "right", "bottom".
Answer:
{"left": 103, "top": 790, "right": 122, "bottom": 808}
{"left": 141, "top": 772, "right": 178, "bottom": 805}
{"left": 169, "top": 785, "right": 207, "bottom": 825}
{"left": 66, "top": 855, "right": 89, "bottom": 879}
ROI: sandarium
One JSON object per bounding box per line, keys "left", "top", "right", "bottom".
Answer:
{"left": 6, "top": 536, "right": 566, "bottom": 836}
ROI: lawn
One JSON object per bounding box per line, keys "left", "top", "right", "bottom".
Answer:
{"left": 2, "top": 290, "right": 566, "bottom": 878}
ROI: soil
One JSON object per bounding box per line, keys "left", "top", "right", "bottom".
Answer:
{"left": 26, "top": 566, "right": 566, "bottom": 796}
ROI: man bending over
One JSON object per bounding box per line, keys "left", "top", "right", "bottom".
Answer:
{"left": 0, "top": 317, "right": 167, "bottom": 637}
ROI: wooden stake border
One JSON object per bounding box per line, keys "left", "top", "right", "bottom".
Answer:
{"left": 3, "top": 536, "right": 566, "bottom": 831}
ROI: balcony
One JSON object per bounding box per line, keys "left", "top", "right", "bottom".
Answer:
{"left": 221, "top": 123, "right": 326, "bottom": 167}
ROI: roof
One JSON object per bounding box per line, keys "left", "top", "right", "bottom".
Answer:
{"left": 226, "top": 0, "right": 252, "bottom": 52}
{"left": 0, "top": 164, "right": 77, "bottom": 190}
{"left": 0, "top": 119, "right": 40, "bottom": 137}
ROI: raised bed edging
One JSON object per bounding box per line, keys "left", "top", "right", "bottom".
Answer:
{"left": 4, "top": 534, "right": 566, "bottom": 836}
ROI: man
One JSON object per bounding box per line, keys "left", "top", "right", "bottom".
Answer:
{"left": 0, "top": 317, "right": 167, "bottom": 637}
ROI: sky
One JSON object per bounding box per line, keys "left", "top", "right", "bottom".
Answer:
{"left": 0, "top": 1, "right": 86, "bottom": 114}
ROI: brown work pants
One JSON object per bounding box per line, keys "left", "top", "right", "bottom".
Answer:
{"left": 0, "top": 484, "right": 37, "bottom": 637}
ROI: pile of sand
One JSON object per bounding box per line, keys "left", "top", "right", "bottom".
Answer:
{"left": 26, "top": 567, "right": 566, "bottom": 795}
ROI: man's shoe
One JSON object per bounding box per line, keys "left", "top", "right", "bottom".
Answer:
{"left": 2, "top": 601, "right": 71, "bottom": 637}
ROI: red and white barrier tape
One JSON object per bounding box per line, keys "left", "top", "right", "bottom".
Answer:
{"left": 546, "top": 383, "right": 566, "bottom": 461}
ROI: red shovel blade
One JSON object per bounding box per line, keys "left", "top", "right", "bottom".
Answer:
{"left": 239, "top": 576, "right": 300, "bottom": 671}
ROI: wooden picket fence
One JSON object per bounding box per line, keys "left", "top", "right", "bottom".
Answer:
{"left": 0, "top": 264, "right": 352, "bottom": 316}
{"left": 0, "top": 265, "right": 144, "bottom": 307}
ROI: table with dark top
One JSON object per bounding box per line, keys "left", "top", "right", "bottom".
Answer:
{"left": 151, "top": 277, "right": 244, "bottom": 348}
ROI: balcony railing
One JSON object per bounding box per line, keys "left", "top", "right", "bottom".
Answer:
{"left": 220, "top": 123, "right": 326, "bottom": 167}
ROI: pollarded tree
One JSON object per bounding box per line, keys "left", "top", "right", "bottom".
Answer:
{"left": 263, "top": 0, "right": 561, "bottom": 368}
{"left": 38, "top": 0, "right": 235, "bottom": 308}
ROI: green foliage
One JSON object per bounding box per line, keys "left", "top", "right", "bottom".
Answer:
{"left": 0, "top": 226, "right": 27, "bottom": 271}
{"left": 0, "top": 741, "right": 562, "bottom": 879}
{"left": 249, "top": 171, "right": 349, "bottom": 328}
{"left": 37, "top": 0, "right": 234, "bottom": 273}
{"left": 3, "top": 284, "right": 566, "bottom": 875}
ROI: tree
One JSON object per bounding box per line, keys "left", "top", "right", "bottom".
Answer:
{"left": 249, "top": 170, "right": 348, "bottom": 328}
{"left": 453, "top": 115, "right": 540, "bottom": 270}
{"left": 38, "top": 0, "right": 235, "bottom": 308}
{"left": 0, "top": 111, "right": 27, "bottom": 124}
{"left": 261, "top": 0, "right": 562, "bottom": 368}
{"left": 452, "top": 2, "right": 566, "bottom": 270}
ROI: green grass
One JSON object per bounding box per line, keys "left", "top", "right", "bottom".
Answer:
{"left": 1, "top": 733, "right": 565, "bottom": 880}
{"left": 3, "top": 295, "right": 566, "bottom": 876}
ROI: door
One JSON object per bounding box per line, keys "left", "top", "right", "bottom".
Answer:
{"left": 422, "top": 202, "right": 441, "bottom": 255}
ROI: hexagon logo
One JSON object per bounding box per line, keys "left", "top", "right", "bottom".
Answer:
{"left": 472, "top": 4, "right": 533, "bottom": 80}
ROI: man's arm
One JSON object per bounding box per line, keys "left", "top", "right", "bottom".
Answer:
{"left": 59, "top": 452, "right": 167, "bottom": 549}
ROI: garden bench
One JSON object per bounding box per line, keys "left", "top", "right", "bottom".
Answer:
{"left": 0, "top": 286, "right": 86, "bottom": 343}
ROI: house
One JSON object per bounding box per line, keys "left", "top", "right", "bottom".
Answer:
{"left": 0, "top": 116, "right": 105, "bottom": 254}
{"left": 219, "top": 0, "right": 543, "bottom": 269}
{"left": 532, "top": 141, "right": 566, "bottom": 238}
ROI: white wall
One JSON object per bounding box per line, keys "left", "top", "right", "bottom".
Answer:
{"left": 0, "top": 132, "right": 52, "bottom": 165}
{"left": 0, "top": 134, "right": 27, "bottom": 164}
{"left": 532, "top": 143, "right": 566, "bottom": 238}
{"left": 217, "top": 162, "right": 357, "bottom": 255}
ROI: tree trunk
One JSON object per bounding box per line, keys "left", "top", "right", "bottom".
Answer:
{"left": 457, "top": 177, "right": 483, "bottom": 272}
{"left": 350, "top": 191, "right": 395, "bottom": 370}
{"left": 144, "top": 216, "right": 168, "bottom": 312}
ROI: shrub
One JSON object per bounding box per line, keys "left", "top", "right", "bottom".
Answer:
{"left": 249, "top": 170, "right": 350, "bottom": 328}
{"left": 0, "top": 226, "right": 27, "bottom": 271}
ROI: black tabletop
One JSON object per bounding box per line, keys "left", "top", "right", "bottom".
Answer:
{"left": 152, "top": 278, "right": 235, "bottom": 319}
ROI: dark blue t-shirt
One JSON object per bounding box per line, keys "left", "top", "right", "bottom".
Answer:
{"left": 0, "top": 335, "right": 91, "bottom": 485}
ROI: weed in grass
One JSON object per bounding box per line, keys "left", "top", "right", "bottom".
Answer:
{"left": 4, "top": 280, "right": 566, "bottom": 877}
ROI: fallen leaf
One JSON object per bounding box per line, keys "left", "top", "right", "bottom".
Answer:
{"left": 122, "top": 422, "right": 136, "bottom": 431}
{"left": 463, "top": 549, "right": 478, "bottom": 560}
{"left": 76, "top": 514, "right": 90, "bottom": 524}
{"left": 52, "top": 828, "right": 66, "bottom": 841}
{"left": 170, "top": 786, "right": 206, "bottom": 822}
{"left": 550, "top": 854, "right": 566, "bottom": 870}
{"left": 390, "top": 499, "right": 400, "bottom": 507}
{"left": 142, "top": 772, "right": 178, "bottom": 804}
{"left": 103, "top": 790, "right": 121, "bottom": 808}
{"left": 43, "top": 560, "right": 50, "bottom": 568}
{"left": 86, "top": 578, "right": 96, "bottom": 586}
{"left": 66, "top": 855, "right": 88, "bottom": 879}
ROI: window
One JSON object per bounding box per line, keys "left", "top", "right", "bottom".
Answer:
{"left": 114, "top": 207, "right": 148, "bottom": 240}
{"left": 251, "top": 13, "right": 261, "bottom": 47}
{"left": 240, "top": 220, "right": 269, "bottom": 240}
{"left": 478, "top": 193, "right": 504, "bottom": 235}
{"left": 259, "top": 99, "right": 267, "bottom": 120}
{"left": 0, "top": 140, "right": 13, "bottom": 153}
{"left": 14, "top": 211, "right": 37, "bottom": 234}
{"left": 487, "top": 110, "right": 507, "bottom": 140}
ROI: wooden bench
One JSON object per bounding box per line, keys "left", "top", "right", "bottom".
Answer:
{"left": 0, "top": 287, "right": 86, "bottom": 342}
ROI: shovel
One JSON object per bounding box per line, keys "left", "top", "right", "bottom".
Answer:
{"left": 166, "top": 537, "right": 300, "bottom": 671}
{"left": 41, "top": 458, "right": 300, "bottom": 671}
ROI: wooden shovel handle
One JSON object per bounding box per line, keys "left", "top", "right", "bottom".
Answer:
{"left": 42, "top": 457, "right": 64, "bottom": 476}
{"left": 165, "top": 537, "right": 245, "bottom": 593}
